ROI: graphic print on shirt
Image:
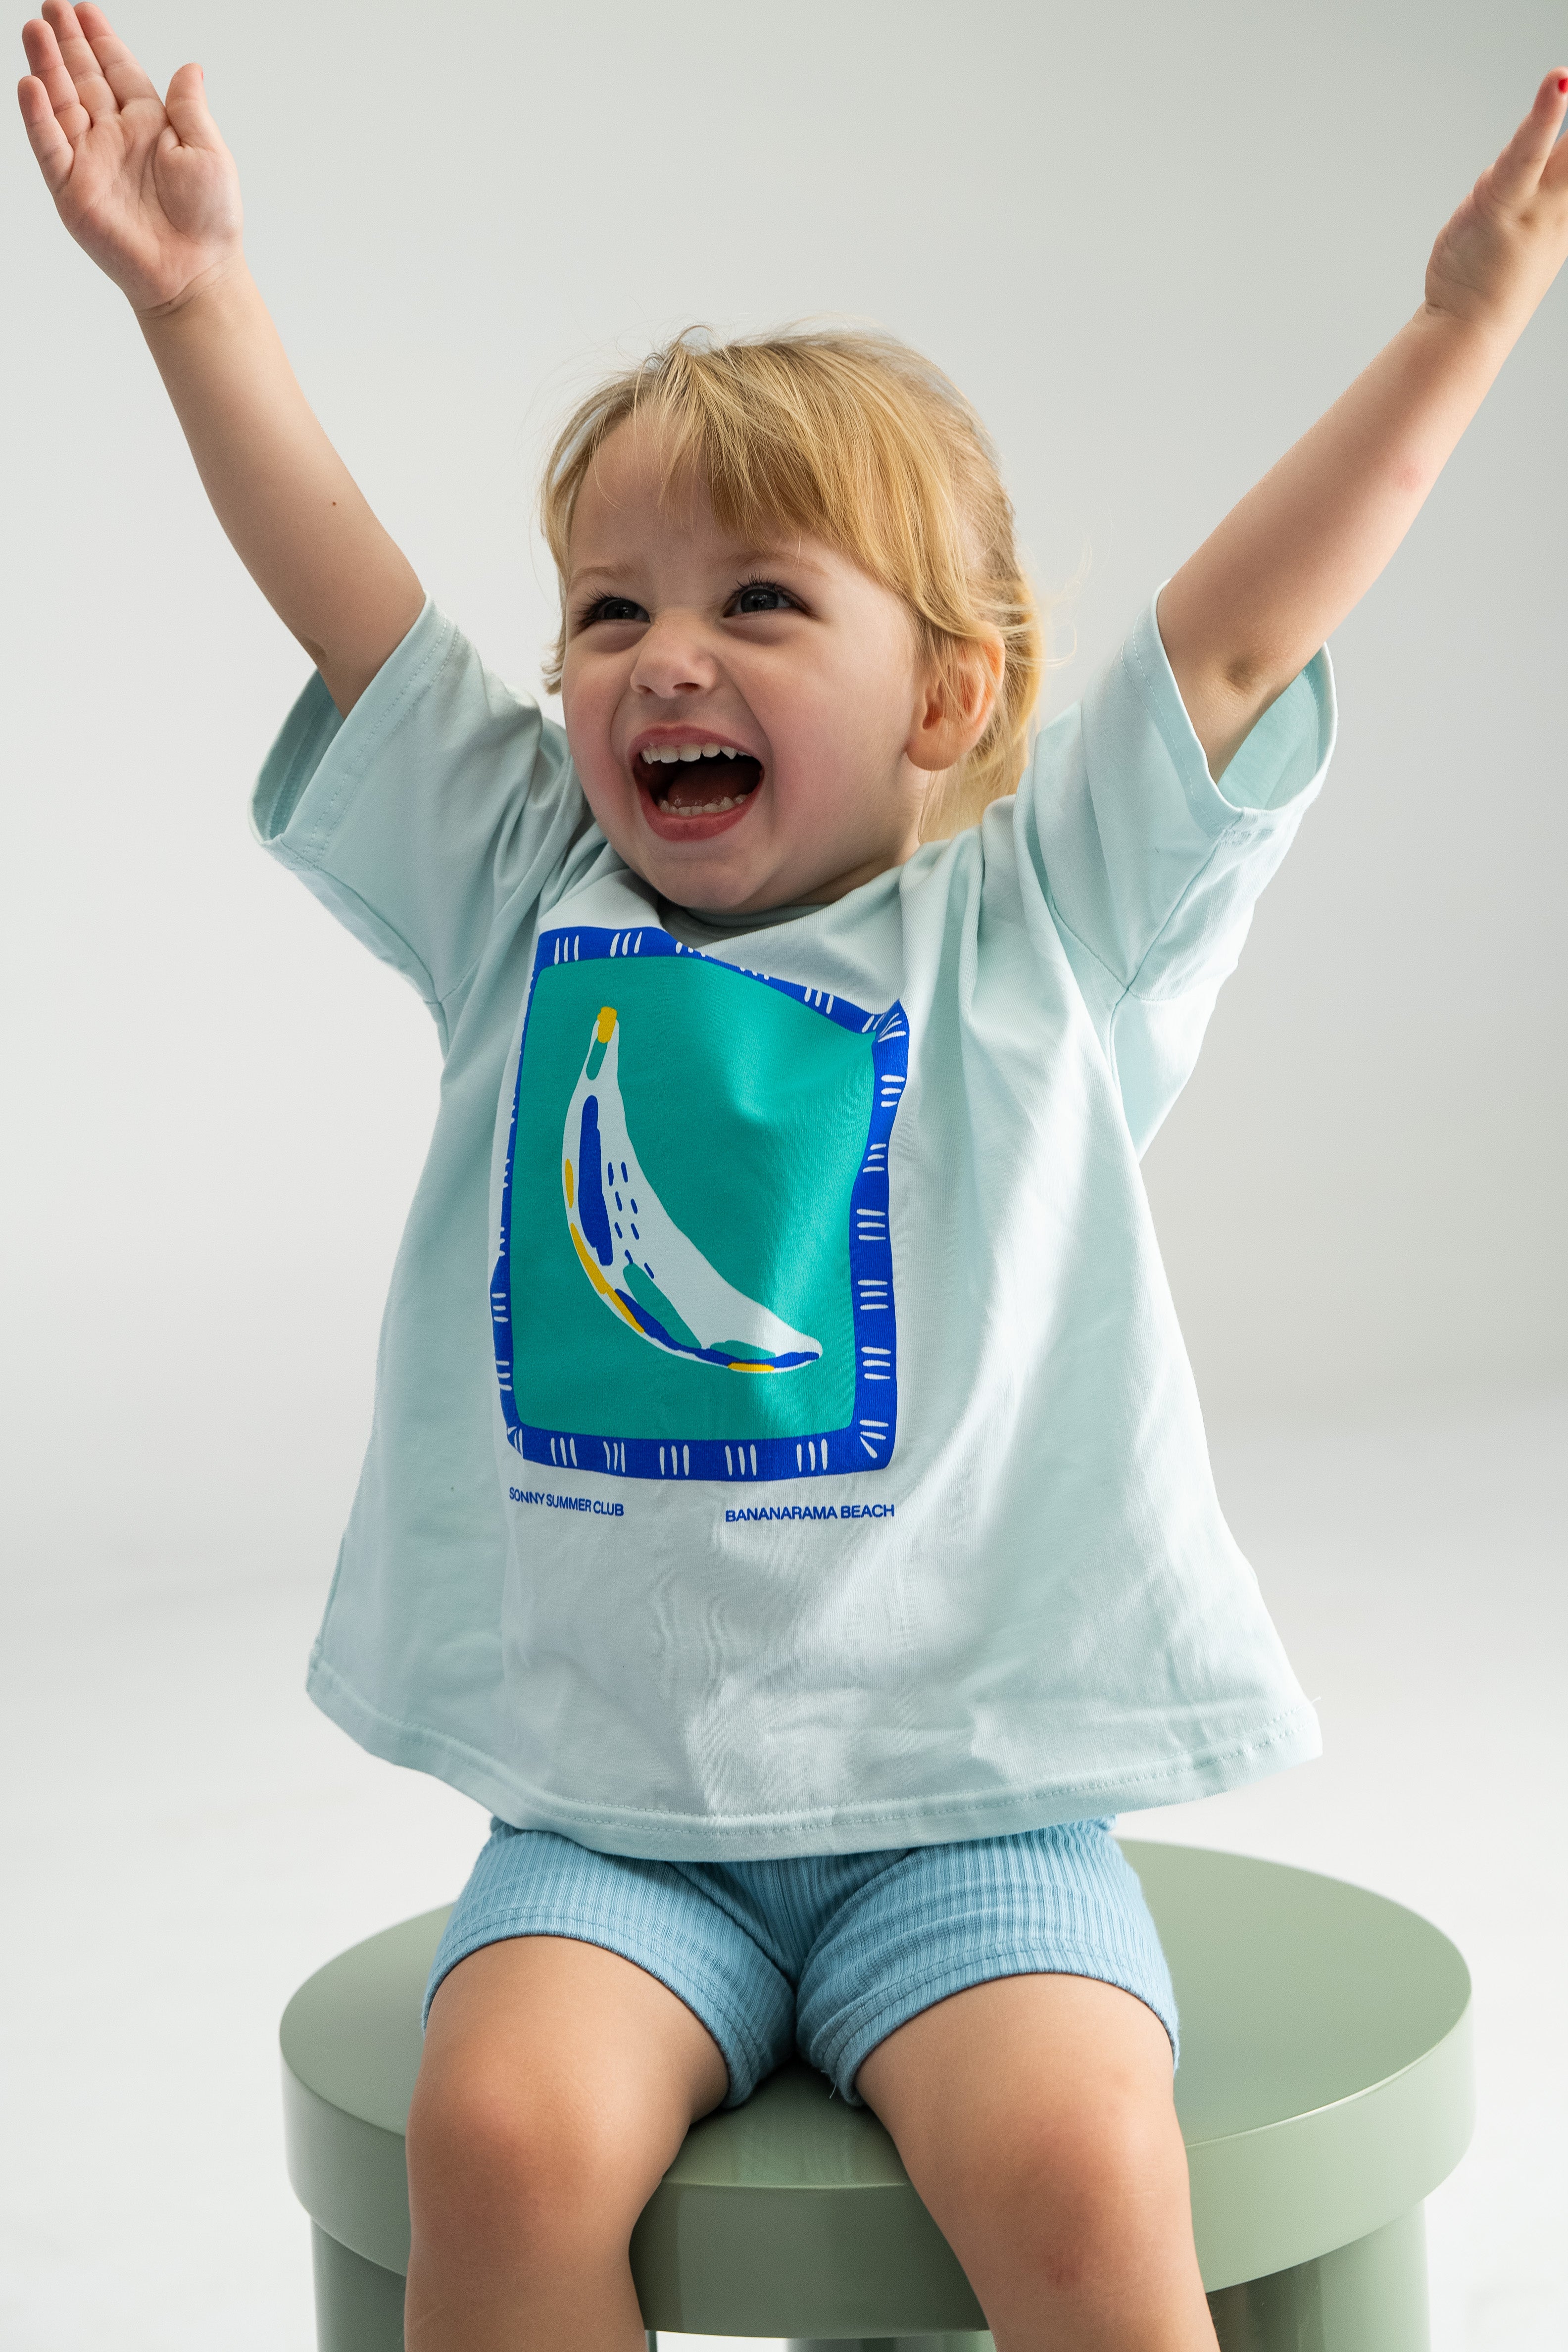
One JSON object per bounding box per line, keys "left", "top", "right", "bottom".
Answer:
{"left": 562, "top": 1006, "right": 824, "bottom": 1373}
{"left": 492, "top": 924, "right": 905, "bottom": 1481}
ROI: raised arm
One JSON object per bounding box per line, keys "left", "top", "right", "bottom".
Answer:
{"left": 17, "top": 0, "right": 422, "bottom": 716}
{"left": 1158, "top": 70, "right": 1568, "bottom": 780}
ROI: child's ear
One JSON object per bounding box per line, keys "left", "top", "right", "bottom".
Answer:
{"left": 907, "top": 634, "right": 1006, "bottom": 773}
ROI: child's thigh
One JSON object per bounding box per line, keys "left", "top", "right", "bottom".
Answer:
{"left": 857, "top": 1975, "right": 1205, "bottom": 2326}
{"left": 410, "top": 1934, "right": 728, "bottom": 2233}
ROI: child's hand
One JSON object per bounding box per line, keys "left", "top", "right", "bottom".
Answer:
{"left": 1425, "top": 70, "right": 1568, "bottom": 339}
{"left": 18, "top": 0, "right": 242, "bottom": 315}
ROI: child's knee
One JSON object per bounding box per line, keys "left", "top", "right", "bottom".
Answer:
{"left": 932, "top": 2084, "right": 1192, "bottom": 2304}
{"left": 1028, "top": 2095, "right": 1182, "bottom": 2270}
{"left": 406, "top": 2045, "right": 656, "bottom": 2260}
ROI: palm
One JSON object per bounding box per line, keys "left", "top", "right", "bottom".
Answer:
{"left": 19, "top": 0, "right": 242, "bottom": 311}
{"left": 1426, "top": 71, "right": 1568, "bottom": 331}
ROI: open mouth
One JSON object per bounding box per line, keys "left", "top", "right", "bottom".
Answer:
{"left": 636, "top": 741, "right": 765, "bottom": 821}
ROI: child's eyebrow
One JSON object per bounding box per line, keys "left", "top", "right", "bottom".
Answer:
{"left": 567, "top": 546, "right": 832, "bottom": 590}
{"left": 730, "top": 543, "right": 830, "bottom": 575}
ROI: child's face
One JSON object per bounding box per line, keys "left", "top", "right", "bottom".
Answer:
{"left": 560, "top": 421, "right": 940, "bottom": 914}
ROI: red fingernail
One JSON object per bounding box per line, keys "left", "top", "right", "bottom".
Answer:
{"left": 1559, "top": 75, "right": 1568, "bottom": 92}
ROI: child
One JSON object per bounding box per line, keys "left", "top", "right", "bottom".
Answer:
{"left": 20, "top": 6, "right": 1568, "bottom": 2346}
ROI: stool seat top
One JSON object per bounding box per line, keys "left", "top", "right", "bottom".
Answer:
{"left": 281, "top": 1842, "right": 1472, "bottom": 2329}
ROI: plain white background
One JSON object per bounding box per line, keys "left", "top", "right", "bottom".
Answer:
{"left": 2, "top": 0, "right": 1564, "bottom": 2345}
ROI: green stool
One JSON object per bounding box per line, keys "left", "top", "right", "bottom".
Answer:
{"left": 281, "top": 1843, "right": 1473, "bottom": 2350}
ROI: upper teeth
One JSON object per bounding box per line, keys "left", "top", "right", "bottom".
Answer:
{"left": 641, "top": 743, "right": 740, "bottom": 764}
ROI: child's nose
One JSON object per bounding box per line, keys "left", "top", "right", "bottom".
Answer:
{"left": 630, "top": 610, "right": 718, "bottom": 697}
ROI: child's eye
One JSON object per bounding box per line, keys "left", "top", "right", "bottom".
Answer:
{"left": 728, "top": 579, "right": 799, "bottom": 617}
{"left": 578, "top": 594, "right": 648, "bottom": 628}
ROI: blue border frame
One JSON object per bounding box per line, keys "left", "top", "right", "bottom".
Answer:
{"left": 491, "top": 922, "right": 903, "bottom": 1482}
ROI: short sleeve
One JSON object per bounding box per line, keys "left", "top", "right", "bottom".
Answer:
{"left": 1018, "top": 587, "right": 1336, "bottom": 1153}
{"left": 251, "top": 598, "right": 592, "bottom": 1046}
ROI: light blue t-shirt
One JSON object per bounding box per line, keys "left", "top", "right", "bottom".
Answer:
{"left": 253, "top": 589, "right": 1335, "bottom": 1858}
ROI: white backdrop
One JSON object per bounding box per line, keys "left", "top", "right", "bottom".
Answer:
{"left": 3, "top": 2, "right": 1566, "bottom": 2346}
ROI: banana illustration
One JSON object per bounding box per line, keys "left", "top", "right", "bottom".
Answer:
{"left": 562, "top": 1006, "right": 822, "bottom": 1373}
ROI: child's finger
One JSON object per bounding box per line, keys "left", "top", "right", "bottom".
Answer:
{"left": 20, "top": 14, "right": 92, "bottom": 138}
{"left": 16, "top": 69, "right": 77, "bottom": 197}
{"left": 36, "top": 0, "right": 117, "bottom": 125}
{"left": 1485, "top": 68, "right": 1568, "bottom": 207}
{"left": 71, "top": 2, "right": 160, "bottom": 112}
{"left": 1540, "top": 73, "right": 1568, "bottom": 196}
{"left": 162, "top": 59, "right": 221, "bottom": 155}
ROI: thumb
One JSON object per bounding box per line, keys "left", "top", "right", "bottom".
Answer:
{"left": 164, "top": 61, "right": 221, "bottom": 150}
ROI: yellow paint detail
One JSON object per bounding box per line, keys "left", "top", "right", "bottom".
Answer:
{"left": 562, "top": 1158, "right": 575, "bottom": 1208}
{"left": 596, "top": 1005, "right": 617, "bottom": 1043}
{"left": 569, "top": 1223, "right": 613, "bottom": 1297}
{"left": 569, "top": 1222, "right": 644, "bottom": 1333}
{"left": 728, "top": 1361, "right": 779, "bottom": 1373}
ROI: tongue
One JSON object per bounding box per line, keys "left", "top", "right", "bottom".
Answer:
{"left": 666, "top": 775, "right": 731, "bottom": 813}
{"left": 662, "top": 755, "right": 762, "bottom": 812}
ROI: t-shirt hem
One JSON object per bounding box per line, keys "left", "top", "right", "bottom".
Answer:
{"left": 307, "top": 1651, "right": 1321, "bottom": 1862}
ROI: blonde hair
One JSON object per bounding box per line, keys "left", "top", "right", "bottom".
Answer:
{"left": 539, "top": 327, "right": 1043, "bottom": 840}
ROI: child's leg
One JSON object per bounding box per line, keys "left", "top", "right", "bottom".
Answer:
{"left": 857, "top": 1971, "right": 1216, "bottom": 2352}
{"left": 405, "top": 1933, "right": 728, "bottom": 2352}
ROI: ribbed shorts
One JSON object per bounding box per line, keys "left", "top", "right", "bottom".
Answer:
{"left": 424, "top": 1819, "right": 1177, "bottom": 2107}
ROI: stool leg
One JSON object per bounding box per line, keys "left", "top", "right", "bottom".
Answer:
{"left": 1208, "top": 2205, "right": 1428, "bottom": 2352}
{"left": 310, "top": 2222, "right": 408, "bottom": 2352}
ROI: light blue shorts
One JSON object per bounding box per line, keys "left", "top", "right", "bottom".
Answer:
{"left": 425, "top": 1820, "right": 1177, "bottom": 2107}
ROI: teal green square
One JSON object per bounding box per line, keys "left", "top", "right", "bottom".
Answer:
{"left": 510, "top": 954, "right": 872, "bottom": 1441}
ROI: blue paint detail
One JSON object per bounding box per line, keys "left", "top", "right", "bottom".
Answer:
{"left": 613, "top": 1286, "right": 660, "bottom": 1335}
{"left": 490, "top": 923, "right": 904, "bottom": 1484}
{"left": 576, "top": 1094, "right": 613, "bottom": 1265}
